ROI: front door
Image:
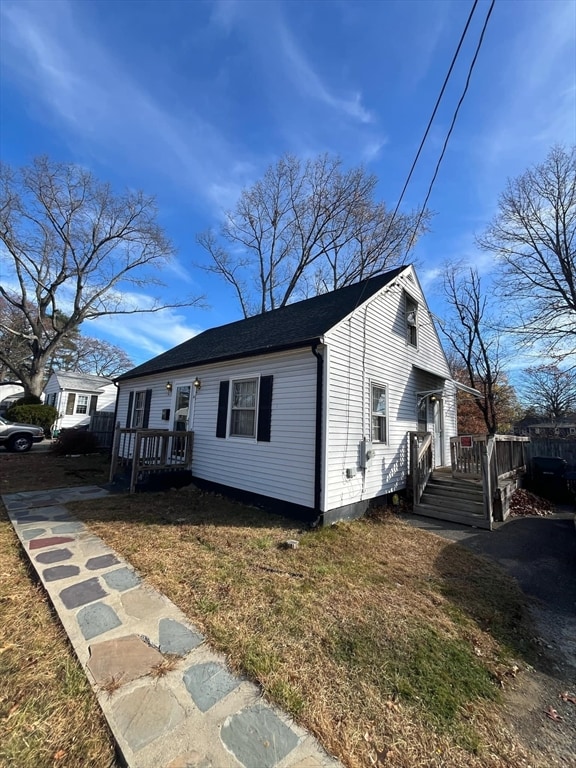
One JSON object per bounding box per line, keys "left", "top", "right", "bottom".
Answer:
{"left": 173, "top": 385, "right": 191, "bottom": 431}
{"left": 433, "top": 398, "right": 444, "bottom": 466}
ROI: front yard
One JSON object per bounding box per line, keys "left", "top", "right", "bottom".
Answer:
{"left": 0, "top": 451, "right": 560, "bottom": 768}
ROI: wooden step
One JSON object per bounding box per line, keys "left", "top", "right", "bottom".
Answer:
{"left": 424, "top": 482, "right": 483, "bottom": 502}
{"left": 413, "top": 503, "right": 492, "bottom": 530}
{"left": 419, "top": 492, "right": 484, "bottom": 514}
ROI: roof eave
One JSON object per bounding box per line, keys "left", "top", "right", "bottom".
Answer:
{"left": 115, "top": 337, "right": 323, "bottom": 384}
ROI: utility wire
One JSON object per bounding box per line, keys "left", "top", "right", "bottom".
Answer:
{"left": 406, "top": 0, "right": 496, "bottom": 253}
{"left": 388, "top": 0, "right": 480, "bottom": 231}
{"left": 351, "top": 0, "right": 484, "bottom": 311}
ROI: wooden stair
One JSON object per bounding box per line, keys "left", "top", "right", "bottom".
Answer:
{"left": 413, "top": 467, "right": 491, "bottom": 529}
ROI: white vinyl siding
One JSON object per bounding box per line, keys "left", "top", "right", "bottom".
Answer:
{"left": 323, "top": 267, "right": 456, "bottom": 512}
{"left": 116, "top": 348, "right": 317, "bottom": 508}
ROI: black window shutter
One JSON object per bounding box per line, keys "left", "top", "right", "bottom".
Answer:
{"left": 216, "top": 381, "right": 229, "bottom": 438}
{"left": 126, "top": 391, "right": 134, "bottom": 427}
{"left": 65, "top": 393, "right": 75, "bottom": 415}
{"left": 89, "top": 395, "right": 98, "bottom": 414}
{"left": 257, "top": 375, "right": 273, "bottom": 442}
{"left": 143, "top": 389, "right": 152, "bottom": 428}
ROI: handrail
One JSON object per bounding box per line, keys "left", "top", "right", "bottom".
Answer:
{"left": 409, "top": 431, "right": 433, "bottom": 505}
{"left": 109, "top": 426, "right": 194, "bottom": 492}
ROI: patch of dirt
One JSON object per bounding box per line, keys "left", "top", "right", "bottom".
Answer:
{"left": 0, "top": 449, "right": 110, "bottom": 493}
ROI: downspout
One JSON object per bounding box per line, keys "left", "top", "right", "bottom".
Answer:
{"left": 111, "top": 380, "right": 120, "bottom": 438}
{"left": 311, "top": 343, "right": 324, "bottom": 525}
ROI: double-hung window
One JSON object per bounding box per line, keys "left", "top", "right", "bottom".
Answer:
{"left": 371, "top": 384, "right": 387, "bottom": 443}
{"left": 76, "top": 395, "right": 89, "bottom": 414}
{"left": 230, "top": 378, "right": 257, "bottom": 437}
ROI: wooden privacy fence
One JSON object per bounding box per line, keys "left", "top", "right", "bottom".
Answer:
{"left": 89, "top": 411, "right": 116, "bottom": 449}
{"left": 109, "top": 426, "right": 194, "bottom": 493}
{"left": 525, "top": 438, "right": 576, "bottom": 469}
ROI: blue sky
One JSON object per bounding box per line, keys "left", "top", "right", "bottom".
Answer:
{"left": 1, "top": 0, "right": 575, "bottom": 367}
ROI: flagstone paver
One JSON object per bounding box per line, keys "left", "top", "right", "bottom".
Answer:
{"left": 77, "top": 602, "right": 122, "bottom": 640}
{"left": 35, "top": 547, "right": 73, "bottom": 563}
{"left": 29, "top": 535, "right": 74, "bottom": 549}
{"left": 22, "top": 527, "right": 47, "bottom": 540}
{"left": 159, "top": 618, "right": 203, "bottom": 655}
{"left": 86, "top": 553, "right": 120, "bottom": 570}
{"left": 59, "top": 577, "right": 108, "bottom": 608}
{"left": 102, "top": 566, "right": 141, "bottom": 592}
{"left": 42, "top": 564, "right": 80, "bottom": 581}
{"left": 87, "top": 634, "right": 164, "bottom": 686}
{"left": 221, "top": 704, "right": 300, "bottom": 768}
{"left": 183, "top": 662, "right": 240, "bottom": 712}
{"left": 112, "top": 686, "right": 186, "bottom": 751}
{"left": 2, "top": 485, "right": 342, "bottom": 768}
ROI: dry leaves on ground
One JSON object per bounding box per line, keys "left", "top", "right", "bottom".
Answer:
{"left": 509, "top": 489, "right": 555, "bottom": 518}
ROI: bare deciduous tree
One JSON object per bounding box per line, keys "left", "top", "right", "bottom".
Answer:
{"left": 0, "top": 157, "right": 201, "bottom": 396}
{"left": 481, "top": 145, "right": 576, "bottom": 359}
{"left": 197, "top": 153, "right": 430, "bottom": 317}
{"left": 441, "top": 265, "right": 505, "bottom": 434}
{"left": 521, "top": 364, "right": 576, "bottom": 421}
{"left": 46, "top": 334, "right": 134, "bottom": 378}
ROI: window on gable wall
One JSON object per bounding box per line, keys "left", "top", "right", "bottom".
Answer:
{"left": 405, "top": 294, "right": 418, "bottom": 347}
{"left": 371, "top": 384, "right": 387, "bottom": 443}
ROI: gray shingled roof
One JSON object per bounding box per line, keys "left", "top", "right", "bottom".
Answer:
{"left": 117, "top": 266, "right": 407, "bottom": 382}
{"left": 53, "top": 372, "right": 114, "bottom": 391}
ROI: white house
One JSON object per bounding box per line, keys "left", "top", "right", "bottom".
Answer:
{"left": 115, "top": 265, "right": 462, "bottom": 524}
{"left": 0, "top": 382, "right": 25, "bottom": 414}
{"left": 44, "top": 372, "right": 117, "bottom": 433}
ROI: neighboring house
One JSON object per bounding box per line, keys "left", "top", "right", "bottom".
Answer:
{"left": 0, "top": 382, "right": 25, "bottom": 415}
{"left": 116, "top": 265, "right": 464, "bottom": 524}
{"left": 44, "top": 372, "right": 117, "bottom": 433}
{"left": 515, "top": 419, "right": 576, "bottom": 438}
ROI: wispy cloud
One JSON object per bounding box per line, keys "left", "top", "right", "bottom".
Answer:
{"left": 0, "top": 0, "right": 247, "bottom": 211}
{"left": 276, "top": 17, "right": 374, "bottom": 125}
{"left": 86, "top": 303, "right": 203, "bottom": 362}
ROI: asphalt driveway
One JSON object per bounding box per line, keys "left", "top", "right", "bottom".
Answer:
{"left": 404, "top": 511, "right": 576, "bottom": 615}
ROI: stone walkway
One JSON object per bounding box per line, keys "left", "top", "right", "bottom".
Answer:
{"left": 3, "top": 486, "right": 341, "bottom": 768}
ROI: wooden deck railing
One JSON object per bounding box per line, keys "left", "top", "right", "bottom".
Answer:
{"left": 109, "top": 426, "right": 194, "bottom": 493}
{"left": 409, "top": 431, "right": 433, "bottom": 505}
{"left": 450, "top": 434, "right": 529, "bottom": 523}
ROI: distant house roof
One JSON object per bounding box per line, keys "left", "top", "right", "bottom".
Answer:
{"left": 118, "top": 266, "right": 407, "bottom": 382}
{"left": 50, "top": 372, "right": 114, "bottom": 392}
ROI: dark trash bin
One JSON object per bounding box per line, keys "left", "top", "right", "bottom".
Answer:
{"left": 529, "top": 456, "right": 569, "bottom": 502}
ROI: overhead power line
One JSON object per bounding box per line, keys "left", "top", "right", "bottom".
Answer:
{"left": 406, "top": 0, "right": 496, "bottom": 253}
{"left": 389, "top": 0, "right": 480, "bottom": 228}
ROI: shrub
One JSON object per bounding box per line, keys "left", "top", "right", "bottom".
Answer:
{"left": 6, "top": 404, "right": 58, "bottom": 436}
{"left": 51, "top": 429, "right": 100, "bottom": 455}
{"left": 14, "top": 394, "right": 42, "bottom": 406}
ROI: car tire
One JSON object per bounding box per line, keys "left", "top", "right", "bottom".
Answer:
{"left": 8, "top": 434, "right": 33, "bottom": 453}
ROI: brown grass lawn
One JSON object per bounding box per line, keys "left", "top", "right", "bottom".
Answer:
{"left": 0, "top": 451, "right": 546, "bottom": 768}
{"left": 0, "top": 452, "right": 116, "bottom": 768}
